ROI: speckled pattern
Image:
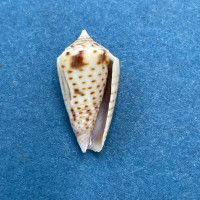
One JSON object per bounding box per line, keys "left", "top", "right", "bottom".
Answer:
{"left": 57, "top": 31, "right": 118, "bottom": 152}
{"left": 0, "top": 0, "right": 200, "bottom": 199}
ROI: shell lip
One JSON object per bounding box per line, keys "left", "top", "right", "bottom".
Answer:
{"left": 87, "top": 59, "right": 113, "bottom": 152}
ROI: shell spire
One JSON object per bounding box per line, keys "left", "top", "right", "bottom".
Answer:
{"left": 79, "top": 30, "right": 90, "bottom": 38}
{"left": 57, "top": 30, "right": 120, "bottom": 153}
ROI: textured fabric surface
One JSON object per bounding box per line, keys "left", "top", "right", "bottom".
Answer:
{"left": 0, "top": 0, "right": 200, "bottom": 199}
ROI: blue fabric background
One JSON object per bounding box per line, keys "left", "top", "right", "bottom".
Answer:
{"left": 0, "top": 0, "right": 200, "bottom": 199}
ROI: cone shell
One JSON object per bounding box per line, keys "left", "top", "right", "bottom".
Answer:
{"left": 57, "top": 30, "right": 120, "bottom": 152}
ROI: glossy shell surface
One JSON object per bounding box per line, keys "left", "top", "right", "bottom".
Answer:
{"left": 57, "top": 30, "right": 120, "bottom": 152}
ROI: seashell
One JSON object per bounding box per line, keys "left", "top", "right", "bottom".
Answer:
{"left": 57, "top": 30, "right": 120, "bottom": 153}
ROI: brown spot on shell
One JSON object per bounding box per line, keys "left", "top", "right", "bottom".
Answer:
{"left": 71, "top": 108, "right": 76, "bottom": 120}
{"left": 91, "top": 80, "right": 96, "bottom": 83}
{"left": 82, "top": 81, "right": 86, "bottom": 84}
{"left": 79, "top": 111, "right": 83, "bottom": 114}
{"left": 62, "top": 65, "right": 65, "bottom": 68}
{"left": 73, "top": 95, "right": 77, "bottom": 98}
{"left": 68, "top": 70, "right": 73, "bottom": 73}
{"left": 88, "top": 75, "right": 92, "bottom": 77}
{"left": 82, "top": 88, "right": 86, "bottom": 90}
{"left": 86, "top": 118, "right": 89, "bottom": 121}
{"left": 93, "top": 50, "right": 97, "bottom": 53}
{"left": 71, "top": 45, "right": 74, "bottom": 47}
{"left": 91, "top": 68, "right": 95, "bottom": 71}
{"left": 69, "top": 77, "right": 73, "bottom": 80}
{"left": 77, "top": 107, "right": 81, "bottom": 110}
{"left": 80, "top": 69, "right": 84, "bottom": 71}
{"left": 97, "top": 51, "right": 106, "bottom": 64}
{"left": 76, "top": 39, "right": 90, "bottom": 43}
{"left": 79, "top": 76, "right": 83, "bottom": 78}
{"left": 85, "top": 105, "right": 88, "bottom": 108}
{"left": 74, "top": 101, "right": 78, "bottom": 104}
{"left": 88, "top": 87, "right": 92, "bottom": 89}
{"left": 86, "top": 109, "right": 92, "bottom": 116}
{"left": 74, "top": 89, "right": 84, "bottom": 96}
{"left": 71, "top": 51, "right": 88, "bottom": 69}
{"left": 72, "top": 83, "right": 77, "bottom": 86}
{"left": 98, "top": 73, "right": 102, "bottom": 76}
{"left": 94, "top": 42, "right": 100, "bottom": 46}
{"left": 84, "top": 99, "right": 87, "bottom": 102}
{"left": 93, "top": 97, "right": 96, "bottom": 100}
{"left": 90, "top": 91, "right": 95, "bottom": 95}
{"left": 66, "top": 52, "right": 70, "bottom": 56}
{"left": 106, "top": 59, "right": 110, "bottom": 65}
{"left": 97, "top": 85, "right": 100, "bottom": 88}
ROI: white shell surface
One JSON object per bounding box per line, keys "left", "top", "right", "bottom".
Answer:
{"left": 57, "top": 30, "right": 120, "bottom": 152}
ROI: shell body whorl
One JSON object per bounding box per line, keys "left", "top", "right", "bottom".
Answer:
{"left": 57, "top": 30, "right": 120, "bottom": 152}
